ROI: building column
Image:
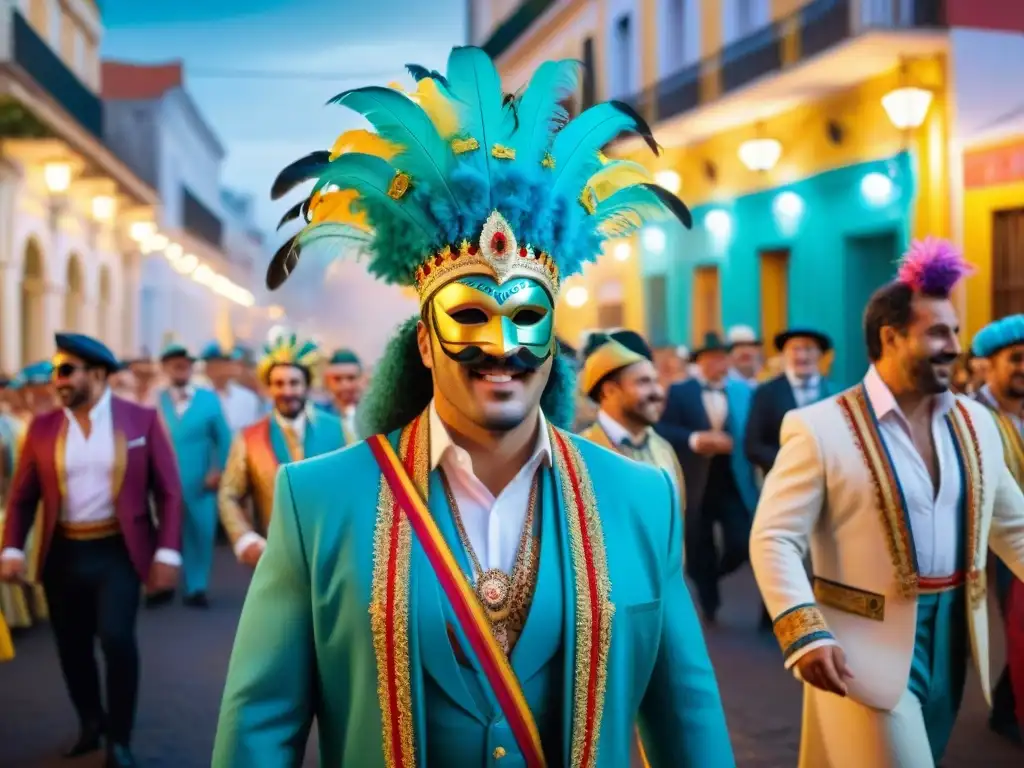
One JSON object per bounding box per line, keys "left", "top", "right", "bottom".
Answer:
{"left": 122, "top": 251, "right": 142, "bottom": 356}
{"left": 40, "top": 280, "right": 63, "bottom": 357}
{"left": 0, "top": 263, "right": 19, "bottom": 374}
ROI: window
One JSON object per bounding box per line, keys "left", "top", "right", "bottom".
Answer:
{"left": 613, "top": 13, "right": 633, "bottom": 99}
{"left": 60, "top": 13, "right": 75, "bottom": 65}
{"left": 993, "top": 207, "right": 1024, "bottom": 317}
{"left": 647, "top": 274, "right": 670, "bottom": 346}
{"left": 692, "top": 266, "right": 721, "bottom": 345}
{"left": 28, "top": 0, "right": 48, "bottom": 39}
{"left": 667, "top": 0, "right": 688, "bottom": 70}
{"left": 598, "top": 302, "right": 625, "bottom": 329}
{"left": 581, "top": 37, "right": 596, "bottom": 110}
{"left": 736, "top": 0, "right": 757, "bottom": 37}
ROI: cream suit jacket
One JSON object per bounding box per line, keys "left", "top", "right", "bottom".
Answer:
{"left": 750, "top": 392, "right": 1024, "bottom": 711}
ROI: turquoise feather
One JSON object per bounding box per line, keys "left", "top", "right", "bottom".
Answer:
{"left": 550, "top": 102, "right": 647, "bottom": 199}
{"left": 312, "top": 153, "right": 436, "bottom": 243}
{"left": 329, "top": 86, "right": 459, "bottom": 209}
{"left": 443, "top": 46, "right": 516, "bottom": 203}
{"left": 596, "top": 185, "right": 674, "bottom": 236}
{"left": 510, "top": 59, "right": 581, "bottom": 166}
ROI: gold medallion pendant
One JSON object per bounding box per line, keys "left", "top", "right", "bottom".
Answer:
{"left": 477, "top": 569, "right": 513, "bottom": 621}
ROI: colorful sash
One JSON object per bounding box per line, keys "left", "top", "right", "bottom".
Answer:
{"left": 366, "top": 410, "right": 612, "bottom": 768}
{"left": 990, "top": 409, "right": 1024, "bottom": 487}
{"left": 837, "top": 385, "right": 984, "bottom": 606}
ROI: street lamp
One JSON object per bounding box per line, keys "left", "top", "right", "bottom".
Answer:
{"left": 130, "top": 221, "right": 156, "bottom": 242}
{"left": 881, "top": 87, "right": 932, "bottom": 130}
{"left": 654, "top": 170, "right": 681, "bottom": 194}
{"left": 43, "top": 162, "right": 71, "bottom": 193}
{"left": 738, "top": 138, "right": 782, "bottom": 172}
{"left": 91, "top": 195, "right": 115, "bottom": 221}
{"left": 564, "top": 286, "right": 588, "bottom": 308}
{"left": 613, "top": 242, "right": 632, "bottom": 261}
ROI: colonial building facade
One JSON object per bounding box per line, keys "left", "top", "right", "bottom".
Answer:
{"left": 0, "top": 0, "right": 156, "bottom": 371}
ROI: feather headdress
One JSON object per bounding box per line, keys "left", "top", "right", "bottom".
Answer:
{"left": 896, "top": 237, "right": 974, "bottom": 296}
{"left": 257, "top": 334, "right": 320, "bottom": 383}
{"left": 267, "top": 46, "right": 692, "bottom": 304}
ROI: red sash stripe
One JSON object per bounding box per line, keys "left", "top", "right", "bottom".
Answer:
{"left": 367, "top": 431, "right": 547, "bottom": 768}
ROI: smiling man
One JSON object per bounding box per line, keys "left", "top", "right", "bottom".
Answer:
{"left": 213, "top": 46, "right": 733, "bottom": 768}
{"left": 750, "top": 239, "right": 1024, "bottom": 767}
{"left": 218, "top": 335, "right": 343, "bottom": 568}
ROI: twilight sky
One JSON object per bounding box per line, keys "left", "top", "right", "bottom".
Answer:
{"left": 100, "top": 0, "right": 467, "bottom": 355}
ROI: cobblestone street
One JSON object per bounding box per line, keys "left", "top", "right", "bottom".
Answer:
{"left": 0, "top": 549, "right": 1020, "bottom": 767}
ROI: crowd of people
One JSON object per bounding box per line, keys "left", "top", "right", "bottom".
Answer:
{"left": 2, "top": 44, "right": 1024, "bottom": 768}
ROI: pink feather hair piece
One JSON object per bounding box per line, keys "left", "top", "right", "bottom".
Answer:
{"left": 896, "top": 237, "right": 974, "bottom": 295}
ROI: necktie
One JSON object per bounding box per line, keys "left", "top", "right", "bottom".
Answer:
{"left": 282, "top": 423, "right": 303, "bottom": 462}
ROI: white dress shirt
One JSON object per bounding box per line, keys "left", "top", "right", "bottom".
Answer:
{"left": 1, "top": 388, "right": 180, "bottom": 567}
{"left": 341, "top": 404, "right": 357, "bottom": 440}
{"left": 429, "top": 402, "right": 551, "bottom": 574}
{"left": 864, "top": 366, "right": 961, "bottom": 578}
{"left": 786, "top": 370, "right": 822, "bottom": 409}
{"left": 686, "top": 375, "right": 729, "bottom": 452}
{"left": 218, "top": 381, "right": 262, "bottom": 433}
{"left": 597, "top": 409, "right": 645, "bottom": 448}
{"left": 169, "top": 384, "right": 195, "bottom": 416}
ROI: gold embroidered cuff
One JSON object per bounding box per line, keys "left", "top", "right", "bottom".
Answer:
{"left": 772, "top": 602, "right": 833, "bottom": 660}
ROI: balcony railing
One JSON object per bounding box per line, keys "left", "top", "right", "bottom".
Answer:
{"left": 7, "top": 11, "right": 103, "bottom": 139}
{"left": 624, "top": 0, "right": 947, "bottom": 127}
{"left": 182, "top": 187, "right": 224, "bottom": 250}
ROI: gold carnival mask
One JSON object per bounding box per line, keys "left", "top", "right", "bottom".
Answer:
{"left": 430, "top": 275, "right": 555, "bottom": 366}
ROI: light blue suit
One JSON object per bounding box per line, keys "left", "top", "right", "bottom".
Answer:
{"left": 213, "top": 423, "right": 734, "bottom": 767}
{"left": 159, "top": 387, "right": 232, "bottom": 596}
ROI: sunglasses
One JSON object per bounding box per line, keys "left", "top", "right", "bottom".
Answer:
{"left": 53, "top": 363, "right": 84, "bottom": 379}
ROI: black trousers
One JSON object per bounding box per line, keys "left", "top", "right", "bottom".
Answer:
{"left": 992, "top": 561, "right": 1018, "bottom": 727}
{"left": 685, "top": 461, "right": 750, "bottom": 618}
{"left": 42, "top": 534, "right": 142, "bottom": 744}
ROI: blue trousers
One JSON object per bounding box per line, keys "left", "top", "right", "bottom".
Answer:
{"left": 181, "top": 492, "right": 218, "bottom": 596}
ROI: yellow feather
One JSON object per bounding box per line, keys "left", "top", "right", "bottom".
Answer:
{"left": 410, "top": 78, "right": 460, "bottom": 139}
{"left": 329, "top": 129, "right": 400, "bottom": 162}
{"left": 589, "top": 161, "right": 654, "bottom": 202}
{"left": 309, "top": 189, "right": 371, "bottom": 231}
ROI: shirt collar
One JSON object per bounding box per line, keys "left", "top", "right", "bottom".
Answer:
{"left": 597, "top": 409, "right": 649, "bottom": 447}
{"left": 64, "top": 386, "right": 112, "bottom": 422}
{"left": 785, "top": 369, "right": 820, "bottom": 389}
{"left": 428, "top": 400, "right": 551, "bottom": 472}
{"left": 864, "top": 365, "right": 956, "bottom": 421}
{"left": 274, "top": 408, "right": 307, "bottom": 432}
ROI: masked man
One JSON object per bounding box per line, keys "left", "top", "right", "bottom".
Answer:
{"left": 157, "top": 344, "right": 233, "bottom": 607}
{"left": 578, "top": 330, "right": 682, "bottom": 492}
{"left": 971, "top": 315, "right": 1024, "bottom": 744}
{"left": 750, "top": 239, "right": 1024, "bottom": 768}
{"left": 218, "top": 336, "right": 344, "bottom": 568}
{"left": 0, "top": 333, "right": 182, "bottom": 768}
{"left": 214, "top": 46, "right": 733, "bottom": 767}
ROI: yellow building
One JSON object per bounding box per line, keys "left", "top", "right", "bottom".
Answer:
{"left": 472, "top": 0, "right": 1024, "bottom": 385}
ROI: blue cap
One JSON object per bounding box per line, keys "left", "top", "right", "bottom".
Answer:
{"left": 21, "top": 360, "right": 54, "bottom": 384}
{"left": 55, "top": 333, "right": 120, "bottom": 372}
{"left": 160, "top": 343, "right": 193, "bottom": 362}
{"left": 8, "top": 372, "right": 25, "bottom": 390}
{"left": 328, "top": 348, "right": 361, "bottom": 366}
{"left": 972, "top": 315, "right": 1024, "bottom": 359}
{"left": 199, "top": 341, "right": 232, "bottom": 361}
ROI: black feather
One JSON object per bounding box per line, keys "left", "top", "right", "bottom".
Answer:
{"left": 266, "top": 235, "right": 301, "bottom": 291}
{"left": 275, "top": 199, "right": 309, "bottom": 231}
{"left": 503, "top": 92, "right": 520, "bottom": 131}
{"left": 639, "top": 183, "right": 693, "bottom": 229}
{"left": 581, "top": 332, "right": 612, "bottom": 359}
{"left": 270, "top": 151, "right": 331, "bottom": 200}
{"left": 609, "top": 100, "right": 660, "bottom": 156}
{"left": 404, "top": 63, "right": 450, "bottom": 90}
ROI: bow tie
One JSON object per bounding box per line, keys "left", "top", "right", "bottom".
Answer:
{"left": 621, "top": 434, "right": 650, "bottom": 451}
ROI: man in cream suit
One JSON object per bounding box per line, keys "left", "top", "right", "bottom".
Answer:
{"left": 750, "top": 239, "right": 1024, "bottom": 767}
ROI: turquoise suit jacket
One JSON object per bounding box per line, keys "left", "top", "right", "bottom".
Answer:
{"left": 159, "top": 388, "right": 233, "bottom": 506}
{"left": 214, "top": 417, "right": 734, "bottom": 767}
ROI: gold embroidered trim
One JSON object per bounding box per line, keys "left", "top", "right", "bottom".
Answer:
{"left": 112, "top": 430, "right": 127, "bottom": 500}
{"left": 553, "top": 427, "right": 613, "bottom": 768}
{"left": 451, "top": 137, "right": 480, "bottom": 154}
{"left": 837, "top": 387, "right": 918, "bottom": 598}
{"left": 54, "top": 418, "right": 68, "bottom": 501}
{"left": 812, "top": 576, "right": 885, "bottom": 621}
{"left": 369, "top": 420, "right": 417, "bottom": 768}
{"left": 772, "top": 603, "right": 830, "bottom": 659}
{"left": 947, "top": 402, "right": 986, "bottom": 609}
{"left": 579, "top": 186, "right": 597, "bottom": 215}
{"left": 491, "top": 144, "right": 515, "bottom": 160}
{"left": 387, "top": 172, "right": 411, "bottom": 200}
{"left": 991, "top": 409, "right": 1024, "bottom": 487}
{"left": 541, "top": 152, "right": 555, "bottom": 169}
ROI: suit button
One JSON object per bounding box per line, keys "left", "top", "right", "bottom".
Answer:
{"left": 493, "top": 746, "right": 507, "bottom": 759}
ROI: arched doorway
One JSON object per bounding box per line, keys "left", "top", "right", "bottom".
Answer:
{"left": 97, "top": 264, "right": 112, "bottom": 345}
{"left": 20, "top": 239, "right": 45, "bottom": 366}
{"left": 63, "top": 254, "right": 84, "bottom": 331}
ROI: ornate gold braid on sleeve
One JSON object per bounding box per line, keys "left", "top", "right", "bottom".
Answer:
{"left": 772, "top": 603, "right": 833, "bottom": 661}
{"left": 217, "top": 434, "right": 254, "bottom": 546}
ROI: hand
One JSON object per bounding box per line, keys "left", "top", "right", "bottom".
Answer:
{"left": 240, "top": 540, "right": 266, "bottom": 567}
{"left": 693, "top": 431, "right": 733, "bottom": 456}
{"left": 796, "top": 645, "right": 854, "bottom": 696}
{"left": 0, "top": 556, "right": 25, "bottom": 584}
{"left": 708, "top": 431, "right": 734, "bottom": 454}
{"left": 204, "top": 470, "right": 222, "bottom": 491}
{"left": 147, "top": 562, "right": 179, "bottom": 593}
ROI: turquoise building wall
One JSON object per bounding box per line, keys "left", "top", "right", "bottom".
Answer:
{"left": 642, "top": 152, "right": 918, "bottom": 388}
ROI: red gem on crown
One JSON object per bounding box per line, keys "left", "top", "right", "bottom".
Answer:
{"left": 490, "top": 231, "right": 508, "bottom": 256}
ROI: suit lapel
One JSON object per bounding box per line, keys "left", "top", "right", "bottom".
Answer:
{"left": 945, "top": 401, "right": 986, "bottom": 610}
{"left": 110, "top": 397, "right": 128, "bottom": 502}
{"left": 53, "top": 416, "right": 68, "bottom": 502}
{"left": 778, "top": 376, "right": 798, "bottom": 413}
{"left": 687, "top": 379, "right": 713, "bottom": 431}
{"left": 266, "top": 418, "right": 293, "bottom": 466}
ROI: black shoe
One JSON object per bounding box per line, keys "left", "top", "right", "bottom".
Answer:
{"left": 106, "top": 743, "right": 138, "bottom": 768}
{"left": 63, "top": 722, "right": 103, "bottom": 758}
{"left": 183, "top": 592, "right": 209, "bottom": 608}
{"left": 145, "top": 589, "right": 175, "bottom": 608}
{"left": 989, "top": 717, "right": 1023, "bottom": 745}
